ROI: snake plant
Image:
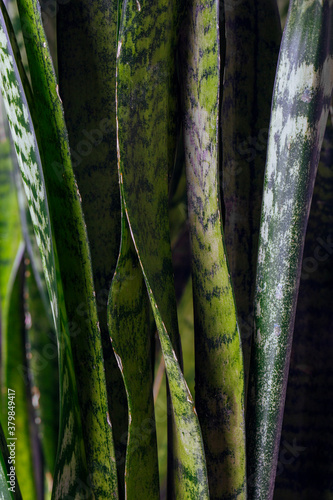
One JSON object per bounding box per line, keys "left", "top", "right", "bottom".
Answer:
{"left": 0, "top": 0, "right": 332, "bottom": 499}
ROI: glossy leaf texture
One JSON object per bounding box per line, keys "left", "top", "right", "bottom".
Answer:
{"left": 247, "top": 1, "right": 333, "bottom": 498}
{"left": 116, "top": 0, "right": 209, "bottom": 495}
{"left": 56, "top": 0, "right": 127, "bottom": 492}
{"left": 221, "top": 0, "right": 281, "bottom": 391}
{"left": 0, "top": 5, "right": 90, "bottom": 497}
{"left": 0, "top": 102, "right": 22, "bottom": 400}
{"left": 108, "top": 199, "right": 159, "bottom": 499}
{"left": 180, "top": 0, "right": 246, "bottom": 497}
{"left": 15, "top": 0, "right": 118, "bottom": 496}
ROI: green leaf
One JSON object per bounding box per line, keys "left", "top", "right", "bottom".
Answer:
{"left": 25, "top": 258, "right": 59, "bottom": 495}
{"left": 221, "top": 0, "right": 281, "bottom": 390}
{"left": 0, "top": 5, "right": 89, "bottom": 497}
{"left": 247, "top": 1, "right": 333, "bottom": 498}
{"left": 180, "top": 0, "right": 246, "bottom": 497}
{"left": 0, "top": 105, "right": 22, "bottom": 397}
{"left": 15, "top": 0, "right": 118, "bottom": 496}
{"left": 108, "top": 200, "right": 159, "bottom": 499}
{"left": 116, "top": 0, "right": 209, "bottom": 495}
{"left": 56, "top": 1, "right": 127, "bottom": 491}
{"left": 275, "top": 110, "right": 333, "bottom": 498}
{"left": 4, "top": 253, "right": 37, "bottom": 500}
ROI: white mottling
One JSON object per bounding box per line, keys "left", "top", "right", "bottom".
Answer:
{"left": 107, "top": 411, "right": 112, "bottom": 428}
{"left": 56, "top": 84, "right": 62, "bottom": 103}
{"left": 117, "top": 40, "right": 122, "bottom": 59}
{"left": 274, "top": 324, "right": 281, "bottom": 336}
{"left": 59, "top": 412, "right": 74, "bottom": 459}
{"left": 275, "top": 284, "right": 283, "bottom": 299}
{"left": 115, "top": 352, "right": 123, "bottom": 373}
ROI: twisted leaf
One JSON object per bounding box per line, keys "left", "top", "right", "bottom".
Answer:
{"left": 116, "top": 0, "right": 209, "bottom": 495}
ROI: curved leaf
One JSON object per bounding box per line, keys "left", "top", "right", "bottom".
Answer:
{"left": 108, "top": 200, "right": 159, "bottom": 499}
{"left": 15, "top": 0, "right": 118, "bottom": 496}
{"left": 180, "top": 0, "right": 246, "bottom": 497}
{"left": 0, "top": 6, "right": 89, "bottom": 497}
{"left": 56, "top": 0, "right": 127, "bottom": 490}
{"left": 25, "top": 258, "right": 59, "bottom": 495}
{"left": 116, "top": 0, "right": 209, "bottom": 495}
{"left": 247, "top": 1, "right": 333, "bottom": 498}
{"left": 4, "top": 252, "right": 37, "bottom": 500}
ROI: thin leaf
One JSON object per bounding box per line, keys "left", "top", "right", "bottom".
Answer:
{"left": 247, "top": 1, "right": 333, "bottom": 498}
{"left": 108, "top": 200, "right": 159, "bottom": 499}
{"left": 4, "top": 252, "right": 37, "bottom": 500}
{"left": 180, "top": 0, "right": 246, "bottom": 497}
{"left": 0, "top": 6, "right": 89, "bottom": 496}
{"left": 116, "top": 0, "right": 209, "bottom": 495}
{"left": 275, "top": 110, "right": 333, "bottom": 499}
{"left": 15, "top": 0, "right": 118, "bottom": 496}
{"left": 25, "top": 258, "right": 59, "bottom": 496}
{"left": 0, "top": 104, "right": 22, "bottom": 395}
{"left": 56, "top": 0, "right": 127, "bottom": 490}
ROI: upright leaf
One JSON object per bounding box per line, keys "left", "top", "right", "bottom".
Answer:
{"left": 4, "top": 254, "right": 38, "bottom": 500}
{"left": 15, "top": 0, "right": 118, "bottom": 496}
{"left": 180, "top": 0, "right": 246, "bottom": 497}
{"left": 56, "top": 0, "right": 127, "bottom": 489}
{"left": 116, "top": 0, "right": 209, "bottom": 495}
{"left": 274, "top": 111, "right": 333, "bottom": 499}
{"left": 0, "top": 6, "right": 89, "bottom": 496}
{"left": 25, "top": 259, "right": 59, "bottom": 497}
{"left": 247, "top": 1, "right": 333, "bottom": 498}
{"left": 108, "top": 201, "right": 159, "bottom": 499}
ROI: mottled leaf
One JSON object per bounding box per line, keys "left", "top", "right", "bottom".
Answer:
{"left": 247, "top": 1, "right": 333, "bottom": 498}
{"left": 180, "top": 0, "right": 246, "bottom": 497}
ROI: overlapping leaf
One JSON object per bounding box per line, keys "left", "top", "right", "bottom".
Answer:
{"left": 0, "top": 5, "right": 89, "bottom": 497}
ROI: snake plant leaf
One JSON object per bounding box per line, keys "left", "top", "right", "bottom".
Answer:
{"left": 0, "top": 106, "right": 22, "bottom": 397}
{"left": 180, "top": 0, "right": 246, "bottom": 497}
{"left": 221, "top": 0, "right": 281, "bottom": 391}
{"left": 25, "top": 259, "right": 59, "bottom": 496}
{"left": 108, "top": 199, "right": 159, "bottom": 499}
{"left": 247, "top": 1, "right": 333, "bottom": 498}
{"left": 14, "top": 161, "right": 53, "bottom": 326}
{"left": 56, "top": 1, "right": 127, "bottom": 491}
{"left": 275, "top": 111, "right": 333, "bottom": 499}
{"left": 15, "top": 0, "right": 118, "bottom": 496}
{"left": 116, "top": 0, "right": 209, "bottom": 495}
{"left": 4, "top": 253, "right": 37, "bottom": 500}
{"left": 0, "top": 6, "right": 90, "bottom": 497}
{"left": 0, "top": 420, "right": 22, "bottom": 499}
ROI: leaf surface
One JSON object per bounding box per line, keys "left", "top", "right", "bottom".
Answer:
{"left": 247, "top": 1, "right": 333, "bottom": 497}
{"left": 180, "top": 0, "right": 246, "bottom": 497}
